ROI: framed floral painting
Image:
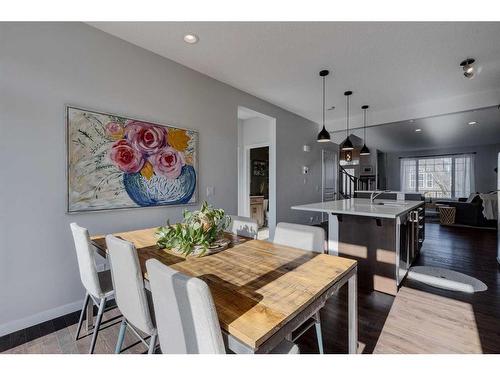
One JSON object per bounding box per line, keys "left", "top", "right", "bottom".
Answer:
{"left": 66, "top": 106, "right": 198, "bottom": 212}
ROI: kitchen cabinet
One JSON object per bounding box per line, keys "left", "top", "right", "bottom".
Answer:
{"left": 250, "top": 195, "right": 265, "bottom": 228}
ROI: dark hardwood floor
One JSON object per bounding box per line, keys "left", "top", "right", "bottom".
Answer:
{"left": 1, "top": 223, "right": 498, "bottom": 354}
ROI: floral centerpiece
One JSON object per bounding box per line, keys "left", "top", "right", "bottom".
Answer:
{"left": 155, "top": 202, "right": 232, "bottom": 257}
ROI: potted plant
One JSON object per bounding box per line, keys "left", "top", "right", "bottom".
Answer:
{"left": 155, "top": 201, "right": 232, "bottom": 257}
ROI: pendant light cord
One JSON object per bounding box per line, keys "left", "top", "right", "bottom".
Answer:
{"left": 363, "top": 107, "right": 367, "bottom": 141}
{"left": 322, "top": 76, "right": 325, "bottom": 129}
{"left": 346, "top": 94, "right": 350, "bottom": 137}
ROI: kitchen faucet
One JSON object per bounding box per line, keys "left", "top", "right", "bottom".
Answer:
{"left": 370, "top": 190, "right": 391, "bottom": 203}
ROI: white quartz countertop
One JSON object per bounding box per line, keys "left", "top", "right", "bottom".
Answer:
{"left": 292, "top": 198, "right": 423, "bottom": 219}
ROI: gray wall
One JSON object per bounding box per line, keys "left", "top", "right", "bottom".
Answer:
{"left": 385, "top": 143, "right": 500, "bottom": 192}
{"left": 0, "top": 22, "right": 328, "bottom": 334}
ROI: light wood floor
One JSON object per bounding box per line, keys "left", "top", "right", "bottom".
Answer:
{"left": 1, "top": 223, "right": 498, "bottom": 354}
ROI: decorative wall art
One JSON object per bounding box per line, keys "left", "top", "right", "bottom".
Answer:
{"left": 67, "top": 106, "right": 198, "bottom": 212}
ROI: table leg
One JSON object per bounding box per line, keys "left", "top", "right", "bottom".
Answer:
{"left": 348, "top": 273, "right": 358, "bottom": 354}
{"left": 86, "top": 297, "right": 94, "bottom": 332}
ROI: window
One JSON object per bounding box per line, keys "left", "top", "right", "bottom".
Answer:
{"left": 426, "top": 173, "right": 433, "bottom": 188}
{"left": 401, "top": 154, "right": 474, "bottom": 199}
{"left": 409, "top": 173, "right": 416, "bottom": 189}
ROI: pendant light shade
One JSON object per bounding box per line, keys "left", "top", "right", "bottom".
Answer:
{"left": 317, "top": 70, "right": 331, "bottom": 143}
{"left": 341, "top": 91, "right": 354, "bottom": 151}
{"left": 360, "top": 104, "right": 371, "bottom": 155}
{"left": 360, "top": 143, "right": 370, "bottom": 155}
{"left": 342, "top": 136, "right": 354, "bottom": 151}
{"left": 317, "top": 126, "right": 330, "bottom": 142}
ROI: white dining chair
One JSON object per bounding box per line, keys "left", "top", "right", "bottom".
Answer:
{"left": 273, "top": 222, "right": 326, "bottom": 354}
{"left": 70, "top": 223, "right": 115, "bottom": 354}
{"left": 146, "top": 259, "right": 299, "bottom": 354}
{"left": 273, "top": 222, "right": 326, "bottom": 253}
{"left": 105, "top": 235, "right": 158, "bottom": 354}
{"left": 229, "top": 215, "right": 259, "bottom": 239}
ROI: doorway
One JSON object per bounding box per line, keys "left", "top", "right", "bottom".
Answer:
{"left": 249, "top": 147, "right": 269, "bottom": 239}
{"left": 237, "top": 106, "right": 276, "bottom": 240}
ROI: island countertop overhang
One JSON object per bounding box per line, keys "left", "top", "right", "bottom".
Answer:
{"left": 292, "top": 198, "right": 423, "bottom": 219}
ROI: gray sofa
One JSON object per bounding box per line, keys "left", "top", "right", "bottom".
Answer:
{"left": 435, "top": 195, "right": 495, "bottom": 228}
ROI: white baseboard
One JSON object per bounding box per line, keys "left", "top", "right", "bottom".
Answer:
{"left": 0, "top": 299, "right": 84, "bottom": 337}
{"left": 0, "top": 264, "right": 110, "bottom": 337}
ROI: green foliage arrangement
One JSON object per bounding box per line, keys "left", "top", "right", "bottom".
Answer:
{"left": 156, "top": 201, "right": 231, "bottom": 257}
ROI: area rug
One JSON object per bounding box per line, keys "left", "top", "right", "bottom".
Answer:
{"left": 407, "top": 266, "right": 487, "bottom": 293}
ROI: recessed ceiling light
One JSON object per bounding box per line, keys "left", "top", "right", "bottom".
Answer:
{"left": 183, "top": 34, "right": 199, "bottom": 44}
{"left": 468, "top": 121, "right": 478, "bottom": 125}
{"left": 460, "top": 58, "right": 476, "bottom": 79}
{"left": 415, "top": 128, "right": 422, "bottom": 132}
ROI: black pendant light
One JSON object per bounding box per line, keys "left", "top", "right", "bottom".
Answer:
{"left": 317, "top": 70, "right": 331, "bottom": 142}
{"left": 341, "top": 91, "right": 354, "bottom": 150}
{"left": 360, "top": 105, "right": 371, "bottom": 155}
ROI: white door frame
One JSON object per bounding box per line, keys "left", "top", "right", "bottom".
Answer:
{"left": 237, "top": 106, "right": 276, "bottom": 239}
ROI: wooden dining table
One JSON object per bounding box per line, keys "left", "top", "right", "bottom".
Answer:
{"left": 91, "top": 227, "right": 358, "bottom": 354}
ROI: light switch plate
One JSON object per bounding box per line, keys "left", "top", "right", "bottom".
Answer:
{"left": 206, "top": 185, "right": 215, "bottom": 197}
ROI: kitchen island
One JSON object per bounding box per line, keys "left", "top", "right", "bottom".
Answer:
{"left": 292, "top": 198, "right": 425, "bottom": 295}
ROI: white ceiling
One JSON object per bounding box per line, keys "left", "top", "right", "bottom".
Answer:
{"left": 89, "top": 22, "right": 500, "bottom": 131}
{"left": 331, "top": 105, "right": 500, "bottom": 153}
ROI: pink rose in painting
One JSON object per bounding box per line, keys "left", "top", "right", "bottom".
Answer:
{"left": 150, "top": 146, "right": 185, "bottom": 179}
{"left": 125, "top": 121, "right": 167, "bottom": 155}
{"left": 105, "top": 122, "right": 125, "bottom": 140}
{"left": 109, "top": 140, "right": 145, "bottom": 173}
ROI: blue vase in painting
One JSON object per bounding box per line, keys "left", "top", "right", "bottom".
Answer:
{"left": 123, "top": 165, "right": 196, "bottom": 206}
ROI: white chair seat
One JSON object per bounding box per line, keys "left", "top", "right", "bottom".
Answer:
{"left": 229, "top": 215, "right": 259, "bottom": 239}
{"left": 106, "top": 235, "right": 158, "bottom": 354}
{"left": 70, "top": 222, "right": 115, "bottom": 354}
{"left": 97, "top": 270, "right": 115, "bottom": 298}
{"left": 272, "top": 222, "right": 326, "bottom": 354}
{"left": 270, "top": 339, "right": 300, "bottom": 354}
{"left": 273, "top": 222, "right": 325, "bottom": 253}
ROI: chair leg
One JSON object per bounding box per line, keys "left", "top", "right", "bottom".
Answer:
{"left": 75, "top": 293, "right": 90, "bottom": 341}
{"left": 86, "top": 296, "right": 94, "bottom": 332}
{"left": 115, "top": 318, "right": 127, "bottom": 354}
{"left": 314, "top": 311, "right": 324, "bottom": 354}
{"left": 148, "top": 333, "right": 158, "bottom": 354}
{"left": 89, "top": 297, "right": 106, "bottom": 354}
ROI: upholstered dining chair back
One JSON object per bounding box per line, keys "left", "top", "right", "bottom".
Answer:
{"left": 229, "top": 215, "right": 259, "bottom": 239}
{"left": 106, "top": 235, "right": 156, "bottom": 336}
{"left": 70, "top": 223, "right": 103, "bottom": 298}
{"left": 273, "top": 222, "right": 325, "bottom": 253}
{"left": 146, "top": 258, "right": 226, "bottom": 354}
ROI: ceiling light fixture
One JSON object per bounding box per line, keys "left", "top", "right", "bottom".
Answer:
{"left": 460, "top": 58, "right": 475, "bottom": 79}
{"left": 317, "top": 70, "right": 331, "bottom": 143}
{"left": 415, "top": 128, "right": 422, "bottom": 132}
{"left": 183, "top": 33, "right": 199, "bottom": 44}
{"left": 341, "top": 91, "right": 354, "bottom": 150}
{"left": 468, "top": 121, "right": 478, "bottom": 125}
{"left": 360, "top": 105, "right": 370, "bottom": 156}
